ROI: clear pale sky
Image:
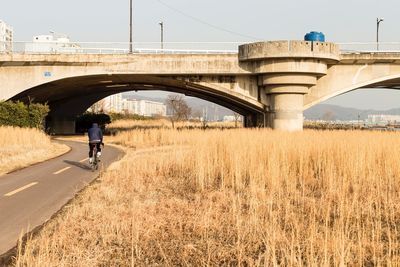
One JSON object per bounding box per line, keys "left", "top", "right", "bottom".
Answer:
{"left": 2, "top": 0, "right": 400, "bottom": 110}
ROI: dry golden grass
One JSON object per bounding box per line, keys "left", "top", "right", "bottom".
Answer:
{"left": 0, "top": 126, "right": 68, "bottom": 175}
{"left": 106, "top": 128, "right": 190, "bottom": 149}
{"left": 107, "top": 119, "right": 240, "bottom": 133}
{"left": 106, "top": 119, "right": 240, "bottom": 150}
{"left": 107, "top": 118, "right": 171, "bottom": 130}
{"left": 12, "top": 129, "right": 400, "bottom": 266}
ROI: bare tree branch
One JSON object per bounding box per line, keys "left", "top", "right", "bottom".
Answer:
{"left": 165, "top": 95, "right": 191, "bottom": 128}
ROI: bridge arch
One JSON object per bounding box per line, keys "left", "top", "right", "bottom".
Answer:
{"left": 9, "top": 74, "right": 265, "bottom": 133}
{"left": 305, "top": 71, "right": 400, "bottom": 110}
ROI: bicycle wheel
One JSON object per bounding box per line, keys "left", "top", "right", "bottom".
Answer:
{"left": 91, "top": 146, "right": 97, "bottom": 171}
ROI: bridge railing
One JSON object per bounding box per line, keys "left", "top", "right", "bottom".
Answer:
{"left": 3, "top": 41, "right": 400, "bottom": 55}
{"left": 0, "top": 41, "right": 239, "bottom": 54}
{"left": 338, "top": 42, "right": 400, "bottom": 53}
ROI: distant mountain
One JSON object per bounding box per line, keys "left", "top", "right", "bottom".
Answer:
{"left": 305, "top": 104, "right": 400, "bottom": 121}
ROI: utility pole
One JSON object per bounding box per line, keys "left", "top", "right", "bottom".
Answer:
{"left": 129, "top": 0, "right": 133, "bottom": 53}
{"left": 159, "top": 21, "right": 164, "bottom": 49}
{"left": 376, "top": 18, "right": 384, "bottom": 51}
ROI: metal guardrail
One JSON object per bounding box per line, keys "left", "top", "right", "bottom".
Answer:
{"left": 2, "top": 41, "right": 400, "bottom": 55}
{"left": 338, "top": 42, "right": 400, "bottom": 53}
{"left": 0, "top": 41, "right": 240, "bottom": 54}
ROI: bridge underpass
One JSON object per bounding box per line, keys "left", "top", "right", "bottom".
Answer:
{"left": 10, "top": 74, "right": 265, "bottom": 134}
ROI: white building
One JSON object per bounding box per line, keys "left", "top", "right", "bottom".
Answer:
{"left": 0, "top": 20, "right": 13, "bottom": 53}
{"left": 135, "top": 99, "right": 166, "bottom": 117}
{"left": 123, "top": 99, "right": 167, "bottom": 117}
{"left": 368, "top": 114, "right": 400, "bottom": 125}
{"left": 122, "top": 99, "right": 136, "bottom": 114}
{"left": 25, "top": 34, "right": 81, "bottom": 53}
{"left": 103, "top": 93, "right": 123, "bottom": 113}
{"left": 92, "top": 95, "right": 167, "bottom": 117}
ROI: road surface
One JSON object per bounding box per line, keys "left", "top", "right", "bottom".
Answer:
{"left": 0, "top": 140, "right": 123, "bottom": 257}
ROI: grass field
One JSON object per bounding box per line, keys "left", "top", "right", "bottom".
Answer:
{"left": 11, "top": 128, "right": 400, "bottom": 266}
{"left": 106, "top": 119, "right": 239, "bottom": 134}
{"left": 0, "top": 126, "right": 68, "bottom": 175}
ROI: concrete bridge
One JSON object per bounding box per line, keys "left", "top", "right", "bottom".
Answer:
{"left": 1, "top": 40, "right": 400, "bottom": 133}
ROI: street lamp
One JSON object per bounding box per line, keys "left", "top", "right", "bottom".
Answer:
{"left": 376, "top": 17, "right": 384, "bottom": 51}
{"left": 159, "top": 21, "right": 164, "bottom": 50}
{"left": 129, "top": 0, "right": 133, "bottom": 53}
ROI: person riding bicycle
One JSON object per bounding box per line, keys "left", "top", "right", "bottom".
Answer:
{"left": 88, "top": 123, "right": 103, "bottom": 164}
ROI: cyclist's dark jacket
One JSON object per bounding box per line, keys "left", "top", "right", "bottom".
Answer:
{"left": 88, "top": 123, "right": 103, "bottom": 143}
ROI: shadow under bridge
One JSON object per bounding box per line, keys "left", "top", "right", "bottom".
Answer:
{"left": 10, "top": 74, "right": 266, "bottom": 134}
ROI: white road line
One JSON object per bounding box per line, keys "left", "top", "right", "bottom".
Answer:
{"left": 4, "top": 182, "right": 38, "bottom": 197}
{"left": 53, "top": 167, "right": 71, "bottom": 175}
{"left": 79, "top": 157, "right": 89, "bottom": 163}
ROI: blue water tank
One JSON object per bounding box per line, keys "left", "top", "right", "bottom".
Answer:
{"left": 304, "top": 31, "right": 325, "bottom": 42}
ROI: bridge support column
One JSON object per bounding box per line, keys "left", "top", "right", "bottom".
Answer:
{"left": 238, "top": 40, "right": 340, "bottom": 131}
{"left": 269, "top": 93, "right": 304, "bottom": 131}
{"left": 265, "top": 84, "right": 309, "bottom": 131}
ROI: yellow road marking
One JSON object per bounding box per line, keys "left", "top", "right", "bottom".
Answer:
{"left": 79, "top": 157, "right": 89, "bottom": 163}
{"left": 4, "top": 182, "right": 38, "bottom": 197}
{"left": 53, "top": 166, "right": 71, "bottom": 175}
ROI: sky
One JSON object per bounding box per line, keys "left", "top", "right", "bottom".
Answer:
{"left": 2, "top": 0, "right": 400, "bottom": 110}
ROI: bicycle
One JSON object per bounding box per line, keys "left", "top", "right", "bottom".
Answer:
{"left": 90, "top": 143, "right": 103, "bottom": 171}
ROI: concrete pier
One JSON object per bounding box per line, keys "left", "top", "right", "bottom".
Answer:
{"left": 239, "top": 41, "right": 340, "bottom": 131}
{"left": 270, "top": 93, "right": 304, "bottom": 131}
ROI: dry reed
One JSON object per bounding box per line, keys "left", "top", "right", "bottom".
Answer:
{"left": 0, "top": 126, "right": 68, "bottom": 175}
{"left": 12, "top": 129, "right": 400, "bottom": 266}
{"left": 107, "top": 119, "right": 240, "bottom": 134}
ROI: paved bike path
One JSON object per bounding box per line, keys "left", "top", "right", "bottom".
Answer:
{"left": 0, "top": 140, "right": 123, "bottom": 256}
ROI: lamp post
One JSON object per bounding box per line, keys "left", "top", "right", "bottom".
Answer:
{"left": 129, "top": 0, "right": 133, "bottom": 53}
{"left": 159, "top": 21, "right": 164, "bottom": 50}
{"left": 376, "top": 17, "right": 384, "bottom": 51}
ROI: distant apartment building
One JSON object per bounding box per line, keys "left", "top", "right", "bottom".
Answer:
{"left": 122, "top": 99, "right": 167, "bottom": 117}
{"left": 0, "top": 20, "right": 13, "bottom": 53}
{"left": 121, "top": 99, "right": 136, "bottom": 114}
{"left": 103, "top": 93, "right": 123, "bottom": 113}
{"left": 368, "top": 114, "right": 400, "bottom": 125}
{"left": 96, "top": 94, "right": 166, "bottom": 117}
{"left": 134, "top": 99, "right": 166, "bottom": 117}
{"left": 25, "top": 34, "right": 81, "bottom": 53}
